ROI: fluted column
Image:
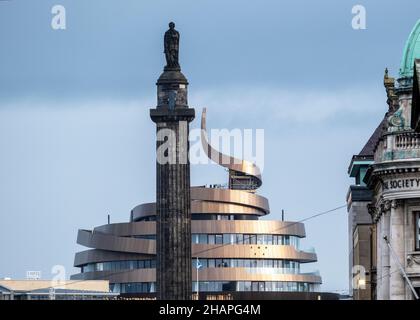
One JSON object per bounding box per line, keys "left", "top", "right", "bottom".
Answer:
{"left": 376, "top": 208, "right": 383, "bottom": 299}
{"left": 154, "top": 119, "right": 193, "bottom": 300}
{"left": 381, "top": 204, "right": 391, "bottom": 300}
{"left": 151, "top": 68, "right": 195, "bottom": 300}
{"left": 389, "top": 200, "right": 406, "bottom": 299}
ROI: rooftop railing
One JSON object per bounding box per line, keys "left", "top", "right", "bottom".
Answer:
{"left": 395, "top": 132, "right": 420, "bottom": 149}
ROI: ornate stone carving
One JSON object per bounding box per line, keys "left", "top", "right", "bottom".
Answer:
{"left": 367, "top": 198, "right": 397, "bottom": 222}
{"left": 407, "top": 255, "right": 420, "bottom": 267}
{"left": 387, "top": 106, "right": 405, "bottom": 129}
{"left": 384, "top": 200, "right": 392, "bottom": 211}
{"left": 367, "top": 203, "right": 376, "bottom": 216}
{"left": 391, "top": 199, "right": 404, "bottom": 209}
{"left": 368, "top": 203, "right": 380, "bottom": 222}
{"left": 384, "top": 68, "right": 398, "bottom": 112}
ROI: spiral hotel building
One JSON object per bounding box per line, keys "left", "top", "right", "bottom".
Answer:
{"left": 71, "top": 25, "right": 335, "bottom": 300}
{"left": 71, "top": 110, "right": 333, "bottom": 299}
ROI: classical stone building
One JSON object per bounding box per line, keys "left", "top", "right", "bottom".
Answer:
{"left": 347, "top": 142, "right": 376, "bottom": 300}
{"left": 348, "top": 20, "right": 420, "bottom": 300}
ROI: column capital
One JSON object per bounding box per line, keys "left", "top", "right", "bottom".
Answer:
{"left": 368, "top": 203, "right": 381, "bottom": 222}
{"left": 383, "top": 200, "right": 392, "bottom": 212}
{"left": 391, "top": 199, "right": 404, "bottom": 209}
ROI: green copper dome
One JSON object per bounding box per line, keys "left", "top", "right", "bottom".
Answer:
{"left": 400, "top": 20, "right": 420, "bottom": 78}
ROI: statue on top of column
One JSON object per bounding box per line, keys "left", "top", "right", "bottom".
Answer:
{"left": 164, "top": 22, "right": 180, "bottom": 71}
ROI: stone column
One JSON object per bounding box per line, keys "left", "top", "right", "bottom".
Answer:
{"left": 376, "top": 210, "right": 383, "bottom": 299}
{"left": 389, "top": 200, "right": 406, "bottom": 299}
{"left": 381, "top": 204, "right": 391, "bottom": 300}
{"left": 150, "top": 69, "right": 195, "bottom": 300}
{"left": 348, "top": 207, "right": 354, "bottom": 296}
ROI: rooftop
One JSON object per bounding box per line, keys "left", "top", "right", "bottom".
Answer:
{"left": 400, "top": 19, "right": 420, "bottom": 78}
{"left": 0, "top": 279, "right": 110, "bottom": 293}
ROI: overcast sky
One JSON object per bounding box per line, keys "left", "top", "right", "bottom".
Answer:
{"left": 1, "top": 0, "right": 420, "bottom": 293}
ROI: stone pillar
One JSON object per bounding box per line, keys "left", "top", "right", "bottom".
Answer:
{"left": 150, "top": 69, "right": 195, "bottom": 300}
{"left": 381, "top": 206, "right": 391, "bottom": 300}
{"left": 389, "top": 200, "right": 406, "bottom": 299}
{"left": 376, "top": 210, "right": 383, "bottom": 299}
{"left": 348, "top": 204, "right": 356, "bottom": 296}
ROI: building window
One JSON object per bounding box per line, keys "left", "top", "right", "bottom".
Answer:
{"left": 200, "top": 259, "right": 208, "bottom": 268}
{"left": 264, "top": 235, "right": 273, "bottom": 245}
{"left": 244, "top": 281, "right": 252, "bottom": 291}
{"left": 113, "top": 282, "right": 156, "bottom": 294}
{"left": 215, "top": 234, "right": 223, "bottom": 245}
{"left": 235, "top": 234, "right": 243, "bottom": 244}
{"left": 190, "top": 281, "right": 314, "bottom": 293}
{"left": 251, "top": 282, "right": 259, "bottom": 292}
{"left": 208, "top": 234, "right": 215, "bottom": 245}
{"left": 190, "top": 233, "right": 301, "bottom": 247}
{"left": 208, "top": 259, "right": 215, "bottom": 268}
{"left": 223, "top": 234, "right": 232, "bottom": 244}
{"left": 416, "top": 212, "right": 420, "bottom": 251}
{"left": 250, "top": 234, "right": 257, "bottom": 245}
{"left": 199, "top": 234, "right": 207, "bottom": 244}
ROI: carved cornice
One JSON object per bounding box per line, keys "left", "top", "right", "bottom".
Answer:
{"left": 374, "top": 167, "right": 420, "bottom": 177}
{"left": 365, "top": 163, "right": 420, "bottom": 191}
